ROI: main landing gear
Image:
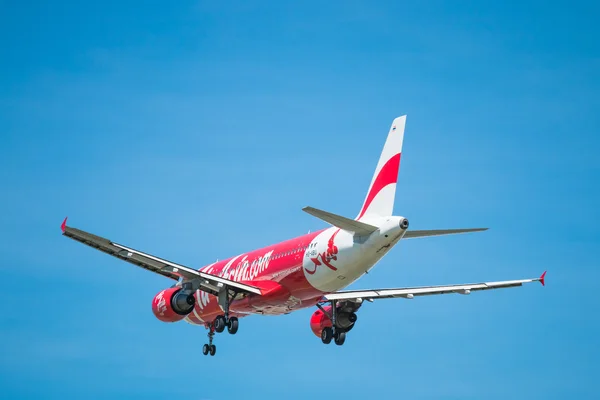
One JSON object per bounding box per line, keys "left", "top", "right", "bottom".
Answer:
{"left": 202, "top": 288, "right": 241, "bottom": 356}
{"left": 213, "top": 315, "right": 239, "bottom": 334}
{"left": 318, "top": 299, "right": 360, "bottom": 346}
{"left": 321, "top": 327, "right": 347, "bottom": 346}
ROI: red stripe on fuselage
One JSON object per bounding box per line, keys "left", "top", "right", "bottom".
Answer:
{"left": 357, "top": 153, "right": 401, "bottom": 219}
{"left": 190, "top": 230, "right": 326, "bottom": 322}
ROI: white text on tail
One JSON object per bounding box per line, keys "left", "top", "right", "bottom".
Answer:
{"left": 356, "top": 116, "right": 406, "bottom": 220}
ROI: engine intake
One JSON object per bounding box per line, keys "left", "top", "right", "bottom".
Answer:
{"left": 172, "top": 290, "right": 195, "bottom": 313}
{"left": 152, "top": 287, "right": 196, "bottom": 323}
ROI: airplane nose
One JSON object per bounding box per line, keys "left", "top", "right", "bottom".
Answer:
{"left": 400, "top": 218, "right": 409, "bottom": 229}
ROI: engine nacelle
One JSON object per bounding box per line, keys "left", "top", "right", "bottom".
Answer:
{"left": 310, "top": 306, "right": 333, "bottom": 337}
{"left": 336, "top": 310, "right": 358, "bottom": 330}
{"left": 310, "top": 305, "right": 359, "bottom": 337}
{"left": 152, "top": 287, "right": 196, "bottom": 323}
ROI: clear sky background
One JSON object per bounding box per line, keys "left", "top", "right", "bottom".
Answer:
{"left": 1, "top": 1, "right": 598, "bottom": 399}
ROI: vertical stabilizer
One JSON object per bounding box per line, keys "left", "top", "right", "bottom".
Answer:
{"left": 356, "top": 116, "right": 406, "bottom": 220}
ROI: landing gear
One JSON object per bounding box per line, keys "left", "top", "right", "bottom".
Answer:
{"left": 321, "top": 328, "right": 346, "bottom": 345}
{"left": 213, "top": 315, "right": 239, "bottom": 335}
{"left": 321, "top": 327, "right": 333, "bottom": 344}
{"left": 203, "top": 328, "right": 216, "bottom": 356}
{"left": 215, "top": 287, "right": 240, "bottom": 335}
{"left": 317, "top": 299, "right": 362, "bottom": 346}
{"left": 202, "top": 343, "right": 216, "bottom": 356}
{"left": 227, "top": 316, "right": 239, "bottom": 335}
{"left": 334, "top": 331, "right": 346, "bottom": 346}
{"left": 202, "top": 288, "right": 242, "bottom": 356}
{"left": 214, "top": 315, "right": 226, "bottom": 333}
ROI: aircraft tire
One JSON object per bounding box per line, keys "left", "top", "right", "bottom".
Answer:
{"left": 334, "top": 331, "right": 346, "bottom": 346}
{"left": 321, "top": 327, "right": 333, "bottom": 344}
{"left": 214, "top": 315, "right": 226, "bottom": 333}
{"left": 227, "top": 317, "right": 239, "bottom": 334}
{"left": 202, "top": 344, "right": 209, "bottom": 355}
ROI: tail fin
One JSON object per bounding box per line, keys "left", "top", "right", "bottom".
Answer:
{"left": 356, "top": 116, "right": 406, "bottom": 220}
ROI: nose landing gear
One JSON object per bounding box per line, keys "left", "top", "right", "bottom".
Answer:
{"left": 202, "top": 327, "right": 216, "bottom": 356}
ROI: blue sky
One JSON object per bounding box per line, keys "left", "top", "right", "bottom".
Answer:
{"left": 1, "top": 1, "right": 598, "bottom": 398}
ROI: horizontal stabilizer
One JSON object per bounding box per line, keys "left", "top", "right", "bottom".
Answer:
{"left": 302, "top": 206, "right": 378, "bottom": 236}
{"left": 403, "top": 228, "right": 488, "bottom": 239}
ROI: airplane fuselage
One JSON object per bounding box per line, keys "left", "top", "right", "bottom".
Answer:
{"left": 183, "top": 216, "right": 408, "bottom": 326}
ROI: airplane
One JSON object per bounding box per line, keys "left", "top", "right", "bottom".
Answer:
{"left": 61, "top": 115, "right": 546, "bottom": 356}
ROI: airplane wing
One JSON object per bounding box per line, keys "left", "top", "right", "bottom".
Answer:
{"left": 403, "top": 228, "right": 488, "bottom": 239}
{"left": 323, "top": 272, "right": 546, "bottom": 301}
{"left": 60, "top": 218, "right": 262, "bottom": 296}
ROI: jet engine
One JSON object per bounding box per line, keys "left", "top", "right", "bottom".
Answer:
{"left": 152, "top": 287, "right": 196, "bottom": 322}
{"left": 310, "top": 301, "right": 361, "bottom": 337}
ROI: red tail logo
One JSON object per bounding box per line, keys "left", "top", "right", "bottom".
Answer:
{"left": 305, "top": 230, "right": 340, "bottom": 275}
{"left": 357, "top": 153, "right": 401, "bottom": 219}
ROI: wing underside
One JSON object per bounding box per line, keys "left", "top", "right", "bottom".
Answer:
{"left": 324, "top": 272, "right": 546, "bottom": 301}
{"left": 61, "top": 219, "right": 262, "bottom": 296}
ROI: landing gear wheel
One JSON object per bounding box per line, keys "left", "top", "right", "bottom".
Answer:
{"left": 321, "top": 327, "right": 333, "bottom": 344}
{"left": 227, "top": 317, "right": 239, "bottom": 335}
{"left": 202, "top": 344, "right": 209, "bottom": 355}
{"left": 334, "top": 331, "right": 346, "bottom": 346}
{"left": 214, "top": 315, "right": 226, "bottom": 333}
{"left": 209, "top": 344, "right": 216, "bottom": 356}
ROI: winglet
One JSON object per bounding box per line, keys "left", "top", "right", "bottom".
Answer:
{"left": 60, "top": 217, "right": 68, "bottom": 233}
{"left": 539, "top": 271, "right": 546, "bottom": 286}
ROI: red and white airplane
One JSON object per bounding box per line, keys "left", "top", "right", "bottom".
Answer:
{"left": 61, "top": 115, "right": 545, "bottom": 356}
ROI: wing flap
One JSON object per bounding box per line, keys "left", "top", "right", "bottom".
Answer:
{"left": 324, "top": 273, "right": 546, "bottom": 301}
